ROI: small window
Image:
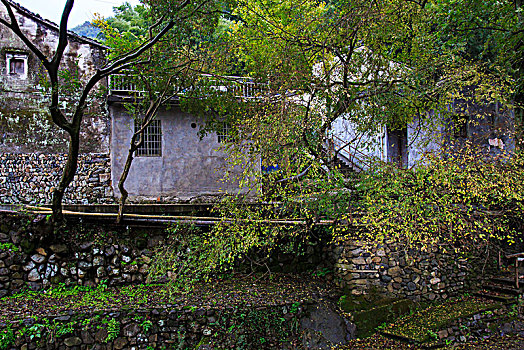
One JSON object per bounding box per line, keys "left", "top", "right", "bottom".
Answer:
{"left": 6, "top": 53, "right": 28, "bottom": 79}
{"left": 217, "top": 122, "right": 231, "bottom": 143}
{"left": 135, "top": 119, "right": 162, "bottom": 157}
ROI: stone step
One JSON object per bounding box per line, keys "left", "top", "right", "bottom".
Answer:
{"left": 490, "top": 276, "right": 524, "bottom": 287}
{"left": 473, "top": 290, "right": 516, "bottom": 302}
{"left": 483, "top": 283, "right": 521, "bottom": 296}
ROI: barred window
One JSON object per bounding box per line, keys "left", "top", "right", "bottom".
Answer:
{"left": 217, "top": 122, "right": 231, "bottom": 143}
{"left": 135, "top": 119, "right": 162, "bottom": 157}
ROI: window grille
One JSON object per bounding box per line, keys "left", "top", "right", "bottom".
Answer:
{"left": 135, "top": 119, "right": 162, "bottom": 157}
{"left": 217, "top": 123, "right": 231, "bottom": 143}
{"left": 452, "top": 115, "right": 468, "bottom": 138}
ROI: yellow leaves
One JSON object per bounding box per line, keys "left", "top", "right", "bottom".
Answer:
{"left": 355, "top": 144, "right": 524, "bottom": 249}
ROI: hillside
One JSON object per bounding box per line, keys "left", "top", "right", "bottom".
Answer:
{"left": 71, "top": 21, "right": 101, "bottom": 39}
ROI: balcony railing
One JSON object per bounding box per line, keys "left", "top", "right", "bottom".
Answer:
{"left": 108, "top": 73, "right": 267, "bottom": 99}
{"left": 109, "top": 74, "right": 142, "bottom": 95}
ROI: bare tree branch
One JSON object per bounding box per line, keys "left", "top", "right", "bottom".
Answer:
{"left": 0, "top": 0, "right": 49, "bottom": 65}
{"left": 51, "top": 0, "right": 74, "bottom": 68}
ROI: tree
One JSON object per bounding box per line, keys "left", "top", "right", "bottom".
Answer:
{"left": 0, "top": 0, "right": 203, "bottom": 223}
{"left": 159, "top": 0, "right": 522, "bottom": 287}
{"left": 429, "top": 0, "right": 524, "bottom": 148}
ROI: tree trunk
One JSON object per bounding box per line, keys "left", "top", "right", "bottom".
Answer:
{"left": 116, "top": 134, "right": 139, "bottom": 223}
{"left": 52, "top": 129, "right": 80, "bottom": 223}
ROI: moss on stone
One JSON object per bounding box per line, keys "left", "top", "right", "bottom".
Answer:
{"left": 338, "top": 292, "right": 417, "bottom": 338}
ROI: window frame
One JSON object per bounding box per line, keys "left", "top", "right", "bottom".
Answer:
{"left": 217, "top": 122, "right": 231, "bottom": 143}
{"left": 6, "top": 52, "right": 28, "bottom": 79}
{"left": 134, "top": 119, "right": 163, "bottom": 157}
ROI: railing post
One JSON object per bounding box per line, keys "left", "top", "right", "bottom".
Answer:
{"left": 516, "top": 257, "right": 520, "bottom": 289}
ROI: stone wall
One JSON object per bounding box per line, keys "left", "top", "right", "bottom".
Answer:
{"left": 0, "top": 212, "right": 489, "bottom": 302}
{"left": 0, "top": 212, "right": 354, "bottom": 349}
{"left": 0, "top": 303, "right": 307, "bottom": 349}
{"left": 432, "top": 303, "right": 523, "bottom": 345}
{"left": 0, "top": 213, "right": 333, "bottom": 297}
{"left": 0, "top": 153, "right": 113, "bottom": 205}
{"left": 333, "top": 240, "right": 487, "bottom": 302}
{"left": 0, "top": 213, "right": 159, "bottom": 297}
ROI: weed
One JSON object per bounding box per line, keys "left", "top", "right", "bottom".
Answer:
{"left": 427, "top": 329, "right": 438, "bottom": 340}
{"left": 104, "top": 318, "right": 120, "bottom": 343}
{"left": 0, "top": 325, "right": 15, "bottom": 350}
{"left": 141, "top": 319, "right": 153, "bottom": 334}
{"left": 54, "top": 321, "right": 75, "bottom": 337}
{"left": 289, "top": 302, "right": 300, "bottom": 314}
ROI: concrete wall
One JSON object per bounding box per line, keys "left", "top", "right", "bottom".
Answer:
{"left": 0, "top": 1, "right": 109, "bottom": 154}
{"left": 110, "top": 103, "right": 245, "bottom": 201}
{"left": 333, "top": 101, "right": 515, "bottom": 170}
{"left": 331, "top": 117, "right": 387, "bottom": 169}
{"left": 407, "top": 115, "right": 443, "bottom": 168}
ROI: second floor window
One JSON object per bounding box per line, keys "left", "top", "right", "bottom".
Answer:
{"left": 6, "top": 53, "right": 28, "bottom": 79}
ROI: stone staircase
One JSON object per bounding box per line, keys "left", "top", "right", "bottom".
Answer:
{"left": 326, "top": 135, "right": 371, "bottom": 176}
{"left": 475, "top": 252, "right": 524, "bottom": 302}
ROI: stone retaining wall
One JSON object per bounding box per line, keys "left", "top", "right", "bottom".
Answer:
{"left": 333, "top": 240, "right": 488, "bottom": 302}
{"left": 0, "top": 211, "right": 491, "bottom": 303}
{"left": 0, "top": 214, "right": 164, "bottom": 297}
{"left": 0, "top": 213, "right": 330, "bottom": 297}
{"left": 434, "top": 303, "right": 523, "bottom": 346}
{"left": 0, "top": 153, "right": 113, "bottom": 205}
{"left": 0, "top": 303, "right": 307, "bottom": 349}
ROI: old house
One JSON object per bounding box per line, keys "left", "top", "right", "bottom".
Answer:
{"left": 0, "top": 1, "right": 244, "bottom": 205}
{"left": 330, "top": 97, "right": 515, "bottom": 170}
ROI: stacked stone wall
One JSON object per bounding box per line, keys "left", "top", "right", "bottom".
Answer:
{"left": 0, "top": 212, "right": 492, "bottom": 303}
{"left": 333, "top": 240, "right": 492, "bottom": 302}
{"left": 432, "top": 303, "right": 523, "bottom": 345}
{"left": 0, "top": 303, "right": 308, "bottom": 349}
{"left": 0, "top": 153, "right": 113, "bottom": 205}
{"left": 0, "top": 214, "right": 161, "bottom": 297}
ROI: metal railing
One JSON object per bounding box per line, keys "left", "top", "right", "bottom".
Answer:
{"left": 109, "top": 74, "right": 143, "bottom": 95}
{"left": 108, "top": 73, "right": 267, "bottom": 99}
{"left": 506, "top": 252, "right": 524, "bottom": 289}
{"left": 329, "top": 134, "right": 373, "bottom": 171}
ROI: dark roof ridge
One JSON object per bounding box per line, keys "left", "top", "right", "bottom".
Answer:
{"left": 3, "top": 0, "right": 108, "bottom": 49}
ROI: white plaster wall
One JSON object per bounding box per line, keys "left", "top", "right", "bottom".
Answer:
{"left": 110, "top": 104, "right": 246, "bottom": 201}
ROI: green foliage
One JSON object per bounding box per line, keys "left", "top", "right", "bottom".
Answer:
{"left": 0, "top": 325, "right": 15, "bottom": 350}
{"left": 148, "top": 223, "right": 210, "bottom": 290}
{"left": 344, "top": 144, "right": 524, "bottom": 248}
{"left": 140, "top": 319, "right": 153, "bottom": 334}
{"left": 54, "top": 321, "right": 75, "bottom": 338}
{"left": 101, "top": 2, "right": 150, "bottom": 39}
{"left": 383, "top": 296, "right": 500, "bottom": 343}
{"left": 103, "top": 318, "right": 120, "bottom": 343}
{"left": 0, "top": 242, "right": 19, "bottom": 253}
{"left": 208, "top": 306, "right": 301, "bottom": 348}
